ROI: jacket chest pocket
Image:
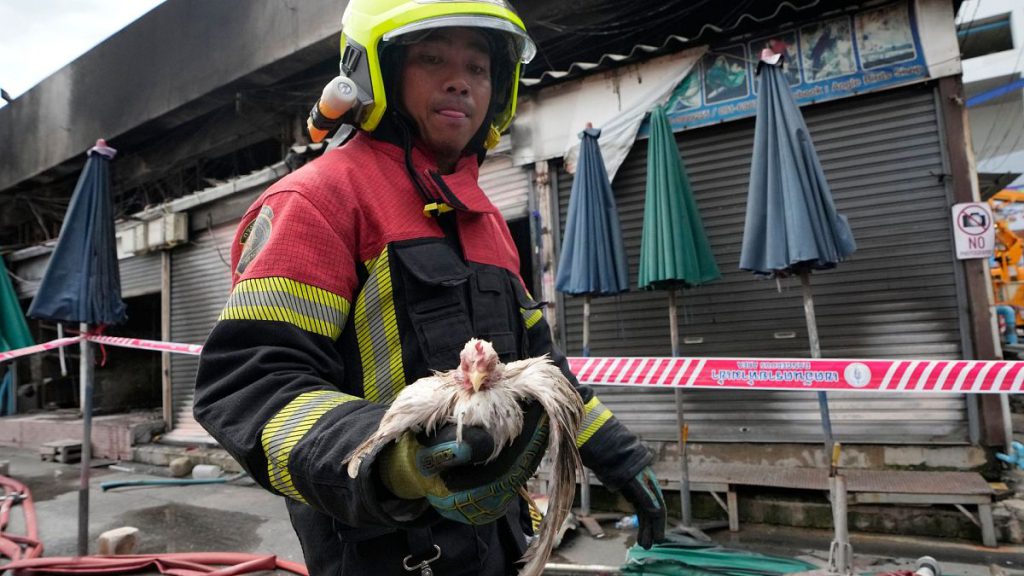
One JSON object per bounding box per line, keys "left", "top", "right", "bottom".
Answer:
{"left": 470, "top": 267, "right": 522, "bottom": 363}
{"left": 393, "top": 241, "right": 474, "bottom": 371}
{"left": 392, "top": 240, "right": 528, "bottom": 372}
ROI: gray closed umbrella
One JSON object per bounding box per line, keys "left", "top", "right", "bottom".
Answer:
{"left": 740, "top": 51, "right": 856, "bottom": 573}
{"left": 740, "top": 60, "right": 856, "bottom": 276}
{"left": 739, "top": 54, "right": 856, "bottom": 446}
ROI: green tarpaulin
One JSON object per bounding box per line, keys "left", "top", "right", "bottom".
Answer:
{"left": 624, "top": 541, "right": 817, "bottom": 576}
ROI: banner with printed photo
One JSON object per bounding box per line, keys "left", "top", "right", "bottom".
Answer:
{"left": 658, "top": 0, "right": 930, "bottom": 133}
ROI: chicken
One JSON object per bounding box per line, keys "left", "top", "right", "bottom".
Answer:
{"left": 344, "top": 338, "right": 585, "bottom": 576}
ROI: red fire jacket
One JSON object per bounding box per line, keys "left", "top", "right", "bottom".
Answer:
{"left": 194, "top": 132, "right": 651, "bottom": 575}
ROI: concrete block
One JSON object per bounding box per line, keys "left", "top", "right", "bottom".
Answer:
{"left": 40, "top": 439, "right": 81, "bottom": 463}
{"left": 131, "top": 444, "right": 245, "bottom": 473}
{"left": 131, "top": 444, "right": 174, "bottom": 467}
{"left": 0, "top": 413, "right": 152, "bottom": 461}
{"left": 98, "top": 526, "right": 140, "bottom": 555}
{"left": 998, "top": 499, "right": 1024, "bottom": 544}
{"left": 682, "top": 442, "right": 882, "bottom": 469}
{"left": 0, "top": 460, "right": 9, "bottom": 476}
{"left": 169, "top": 457, "right": 194, "bottom": 478}
{"left": 883, "top": 445, "right": 988, "bottom": 470}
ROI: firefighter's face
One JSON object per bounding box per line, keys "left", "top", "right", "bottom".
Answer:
{"left": 400, "top": 27, "right": 492, "bottom": 172}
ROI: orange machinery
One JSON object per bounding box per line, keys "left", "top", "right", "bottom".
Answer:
{"left": 989, "top": 191, "right": 1024, "bottom": 328}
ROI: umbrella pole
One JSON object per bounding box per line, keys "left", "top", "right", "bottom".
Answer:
{"left": 669, "top": 289, "right": 693, "bottom": 526}
{"left": 582, "top": 295, "right": 591, "bottom": 357}
{"left": 800, "top": 272, "right": 833, "bottom": 454}
{"left": 78, "top": 322, "right": 93, "bottom": 557}
{"left": 801, "top": 273, "right": 850, "bottom": 574}
{"left": 579, "top": 295, "right": 592, "bottom": 522}
{"left": 669, "top": 289, "right": 680, "bottom": 357}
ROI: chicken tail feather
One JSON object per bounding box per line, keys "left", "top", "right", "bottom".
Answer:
{"left": 517, "top": 431, "right": 582, "bottom": 576}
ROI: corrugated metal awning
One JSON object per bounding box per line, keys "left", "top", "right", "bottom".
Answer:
{"left": 519, "top": 0, "right": 858, "bottom": 86}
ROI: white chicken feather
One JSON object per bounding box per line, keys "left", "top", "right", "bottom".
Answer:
{"left": 344, "top": 338, "right": 584, "bottom": 576}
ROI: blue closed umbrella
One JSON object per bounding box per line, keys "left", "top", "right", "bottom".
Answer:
{"left": 740, "top": 52, "right": 856, "bottom": 572}
{"left": 27, "top": 139, "right": 126, "bottom": 557}
{"left": 556, "top": 125, "right": 629, "bottom": 357}
{"left": 28, "top": 140, "right": 126, "bottom": 325}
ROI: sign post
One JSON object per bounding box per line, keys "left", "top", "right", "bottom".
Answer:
{"left": 952, "top": 202, "right": 995, "bottom": 260}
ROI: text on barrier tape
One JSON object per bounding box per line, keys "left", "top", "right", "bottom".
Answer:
{"left": 567, "top": 357, "right": 1024, "bottom": 394}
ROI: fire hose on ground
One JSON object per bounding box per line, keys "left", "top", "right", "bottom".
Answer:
{"left": 0, "top": 473, "right": 307, "bottom": 575}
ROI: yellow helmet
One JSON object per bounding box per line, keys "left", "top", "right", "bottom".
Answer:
{"left": 340, "top": 0, "right": 535, "bottom": 135}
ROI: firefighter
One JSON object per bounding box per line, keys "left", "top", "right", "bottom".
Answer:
{"left": 193, "top": 0, "right": 666, "bottom": 574}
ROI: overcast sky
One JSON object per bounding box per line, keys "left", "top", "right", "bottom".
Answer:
{"left": 0, "top": 1, "right": 165, "bottom": 107}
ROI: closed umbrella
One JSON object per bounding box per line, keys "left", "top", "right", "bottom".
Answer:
{"left": 555, "top": 124, "right": 629, "bottom": 523}
{"left": 739, "top": 50, "right": 856, "bottom": 572}
{"left": 639, "top": 104, "right": 720, "bottom": 527}
{"left": 1, "top": 256, "right": 34, "bottom": 416}
{"left": 739, "top": 51, "right": 856, "bottom": 448}
{"left": 556, "top": 124, "right": 629, "bottom": 356}
{"left": 27, "top": 139, "right": 126, "bottom": 556}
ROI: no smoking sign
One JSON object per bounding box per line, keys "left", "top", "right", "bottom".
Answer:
{"left": 952, "top": 202, "right": 994, "bottom": 260}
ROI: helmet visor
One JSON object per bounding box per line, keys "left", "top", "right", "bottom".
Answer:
{"left": 382, "top": 15, "right": 536, "bottom": 64}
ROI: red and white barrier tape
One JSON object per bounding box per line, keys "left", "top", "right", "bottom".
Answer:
{"left": 0, "top": 336, "right": 83, "bottom": 363}
{"left": 0, "top": 334, "right": 201, "bottom": 363}
{"left": 87, "top": 335, "right": 203, "bottom": 356}
{"left": 567, "top": 357, "right": 1024, "bottom": 394}
{"left": 2, "top": 335, "right": 1022, "bottom": 394}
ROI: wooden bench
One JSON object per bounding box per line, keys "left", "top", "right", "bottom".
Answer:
{"left": 536, "top": 460, "right": 996, "bottom": 546}
{"left": 649, "top": 462, "right": 998, "bottom": 547}
{"left": 533, "top": 465, "right": 739, "bottom": 532}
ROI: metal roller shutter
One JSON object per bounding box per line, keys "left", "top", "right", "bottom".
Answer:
{"left": 479, "top": 139, "right": 530, "bottom": 219}
{"left": 119, "top": 253, "right": 162, "bottom": 298}
{"left": 165, "top": 222, "right": 235, "bottom": 444}
{"left": 556, "top": 85, "right": 969, "bottom": 444}
{"left": 12, "top": 252, "right": 160, "bottom": 299}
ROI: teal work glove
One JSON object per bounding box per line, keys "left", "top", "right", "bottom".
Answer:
{"left": 618, "top": 466, "right": 666, "bottom": 549}
{"left": 379, "top": 403, "right": 549, "bottom": 525}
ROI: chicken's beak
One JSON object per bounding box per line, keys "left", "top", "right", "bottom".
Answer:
{"left": 469, "top": 369, "right": 486, "bottom": 392}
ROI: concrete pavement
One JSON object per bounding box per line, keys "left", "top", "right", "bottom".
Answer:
{"left": 0, "top": 445, "right": 1020, "bottom": 575}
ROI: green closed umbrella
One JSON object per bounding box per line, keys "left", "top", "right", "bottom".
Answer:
{"left": 1, "top": 255, "right": 34, "bottom": 417}
{"left": 639, "top": 104, "right": 719, "bottom": 527}
{"left": 0, "top": 256, "right": 33, "bottom": 352}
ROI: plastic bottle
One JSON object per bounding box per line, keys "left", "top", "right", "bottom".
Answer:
{"left": 307, "top": 76, "right": 359, "bottom": 143}
{"left": 191, "top": 464, "right": 223, "bottom": 479}
{"left": 614, "top": 514, "right": 638, "bottom": 529}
